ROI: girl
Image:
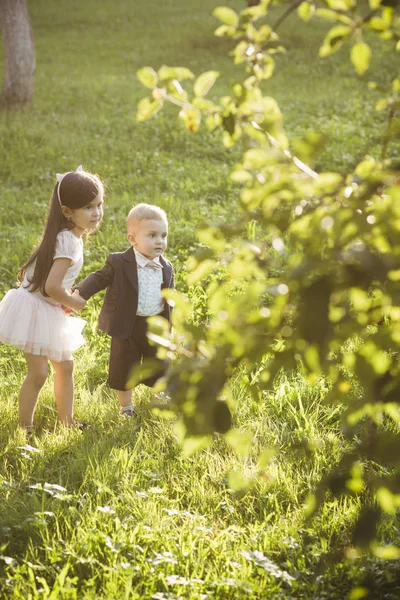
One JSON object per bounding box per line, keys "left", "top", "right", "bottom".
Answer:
{"left": 0, "top": 166, "right": 104, "bottom": 434}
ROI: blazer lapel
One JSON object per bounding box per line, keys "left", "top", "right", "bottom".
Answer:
{"left": 123, "top": 248, "right": 171, "bottom": 290}
{"left": 160, "top": 255, "right": 172, "bottom": 288}
{"left": 122, "top": 247, "right": 138, "bottom": 291}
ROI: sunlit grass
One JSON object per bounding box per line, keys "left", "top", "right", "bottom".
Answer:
{"left": 1, "top": 0, "right": 399, "bottom": 597}
{"left": 0, "top": 343, "right": 384, "bottom": 597}
{"left": 0, "top": 368, "right": 362, "bottom": 599}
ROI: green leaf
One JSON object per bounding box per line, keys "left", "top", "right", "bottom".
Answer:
{"left": 212, "top": 6, "right": 239, "bottom": 26}
{"left": 373, "top": 545, "right": 400, "bottom": 559}
{"left": 292, "top": 131, "right": 328, "bottom": 163}
{"left": 192, "top": 96, "right": 216, "bottom": 111}
{"left": 359, "top": 341, "right": 391, "bottom": 375}
{"left": 214, "top": 24, "right": 237, "bottom": 38}
{"left": 297, "top": 2, "right": 313, "bottom": 21}
{"left": 253, "top": 24, "right": 273, "bottom": 43}
{"left": 225, "top": 429, "right": 254, "bottom": 456}
{"left": 368, "top": 17, "right": 388, "bottom": 31}
{"left": 326, "top": 0, "right": 355, "bottom": 9}
{"left": 319, "top": 25, "right": 352, "bottom": 57}
{"left": 348, "top": 588, "right": 369, "bottom": 600}
{"left": 228, "top": 469, "right": 250, "bottom": 491}
{"left": 136, "top": 97, "right": 163, "bottom": 122}
{"left": 354, "top": 157, "right": 376, "bottom": 177}
{"left": 179, "top": 106, "right": 201, "bottom": 132}
{"left": 376, "top": 487, "right": 399, "bottom": 514}
{"left": 187, "top": 259, "right": 216, "bottom": 285}
{"left": 231, "top": 169, "right": 253, "bottom": 183}
{"left": 350, "top": 288, "right": 370, "bottom": 312}
{"left": 242, "top": 4, "right": 269, "bottom": 19}
{"left": 304, "top": 345, "right": 321, "bottom": 372}
{"left": 351, "top": 42, "right": 371, "bottom": 75}
{"left": 257, "top": 448, "right": 275, "bottom": 469}
{"left": 182, "top": 436, "right": 211, "bottom": 457}
{"left": 388, "top": 269, "right": 400, "bottom": 281}
{"left": 126, "top": 358, "right": 162, "bottom": 387}
{"left": 158, "top": 65, "right": 194, "bottom": 82}
{"left": 136, "top": 67, "right": 158, "bottom": 89}
{"left": 316, "top": 8, "right": 353, "bottom": 25}
{"left": 194, "top": 71, "right": 220, "bottom": 97}
{"left": 166, "top": 79, "right": 187, "bottom": 102}
{"left": 162, "top": 289, "right": 193, "bottom": 319}
{"left": 242, "top": 148, "right": 270, "bottom": 170}
{"left": 304, "top": 493, "right": 318, "bottom": 516}
{"left": 312, "top": 172, "right": 343, "bottom": 193}
{"left": 205, "top": 113, "right": 222, "bottom": 132}
{"left": 375, "top": 98, "right": 388, "bottom": 111}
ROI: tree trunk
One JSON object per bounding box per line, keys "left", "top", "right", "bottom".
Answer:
{"left": 0, "top": 0, "right": 35, "bottom": 105}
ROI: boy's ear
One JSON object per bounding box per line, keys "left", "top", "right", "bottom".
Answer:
{"left": 127, "top": 231, "right": 136, "bottom": 245}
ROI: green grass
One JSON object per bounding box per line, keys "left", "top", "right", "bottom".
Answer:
{"left": 1, "top": 0, "right": 400, "bottom": 598}
{"left": 0, "top": 368, "right": 364, "bottom": 599}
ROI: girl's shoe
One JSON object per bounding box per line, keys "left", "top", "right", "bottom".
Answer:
{"left": 72, "top": 421, "right": 90, "bottom": 430}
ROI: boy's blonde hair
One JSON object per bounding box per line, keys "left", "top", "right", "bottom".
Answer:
{"left": 127, "top": 203, "right": 167, "bottom": 232}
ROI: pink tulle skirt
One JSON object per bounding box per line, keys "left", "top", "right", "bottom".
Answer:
{"left": 0, "top": 287, "right": 86, "bottom": 362}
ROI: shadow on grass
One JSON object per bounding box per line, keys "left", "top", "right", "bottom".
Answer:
{"left": 0, "top": 405, "right": 162, "bottom": 557}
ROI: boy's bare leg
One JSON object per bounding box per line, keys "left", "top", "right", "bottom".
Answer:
{"left": 117, "top": 389, "right": 132, "bottom": 407}
{"left": 117, "top": 389, "right": 135, "bottom": 416}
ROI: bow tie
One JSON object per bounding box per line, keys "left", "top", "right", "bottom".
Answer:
{"left": 144, "top": 261, "right": 162, "bottom": 270}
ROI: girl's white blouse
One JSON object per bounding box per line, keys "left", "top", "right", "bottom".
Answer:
{"left": 22, "top": 230, "right": 83, "bottom": 305}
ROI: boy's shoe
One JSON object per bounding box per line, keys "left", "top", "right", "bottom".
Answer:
{"left": 120, "top": 406, "right": 136, "bottom": 418}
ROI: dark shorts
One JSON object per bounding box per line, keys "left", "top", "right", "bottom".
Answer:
{"left": 107, "top": 315, "right": 166, "bottom": 391}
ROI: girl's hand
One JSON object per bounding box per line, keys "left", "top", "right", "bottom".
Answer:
{"left": 45, "top": 258, "right": 87, "bottom": 312}
{"left": 71, "top": 289, "right": 86, "bottom": 312}
{"left": 61, "top": 304, "right": 73, "bottom": 315}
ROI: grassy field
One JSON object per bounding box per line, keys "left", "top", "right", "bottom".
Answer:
{"left": 0, "top": 0, "right": 399, "bottom": 598}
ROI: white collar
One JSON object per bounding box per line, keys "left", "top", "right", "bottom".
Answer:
{"left": 134, "top": 248, "right": 162, "bottom": 269}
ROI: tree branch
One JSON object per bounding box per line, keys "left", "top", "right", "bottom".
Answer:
{"left": 273, "top": 0, "right": 304, "bottom": 32}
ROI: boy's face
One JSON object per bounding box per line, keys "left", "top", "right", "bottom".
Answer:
{"left": 127, "top": 218, "right": 168, "bottom": 260}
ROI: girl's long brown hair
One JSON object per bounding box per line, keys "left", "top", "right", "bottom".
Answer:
{"left": 20, "top": 170, "right": 103, "bottom": 296}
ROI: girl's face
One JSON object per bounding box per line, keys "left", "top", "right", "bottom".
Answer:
{"left": 68, "top": 192, "right": 104, "bottom": 236}
{"left": 128, "top": 218, "right": 168, "bottom": 259}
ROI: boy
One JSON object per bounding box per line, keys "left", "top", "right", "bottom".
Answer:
{"left": 75, "top": 203, "right": 174, "bottom": 416}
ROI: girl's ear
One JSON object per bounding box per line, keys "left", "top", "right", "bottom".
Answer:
{"left": 61, "top": 206, "right": 73, "bottom": 220}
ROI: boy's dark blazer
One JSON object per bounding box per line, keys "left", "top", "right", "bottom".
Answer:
{"left": 76, "top": 247, "right": 174, "bottom": 340}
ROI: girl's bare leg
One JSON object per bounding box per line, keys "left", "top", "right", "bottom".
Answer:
{"left": 50, "top": 359, "right": 74, "bottom": 425}
{"left": 19, "top": 353, "right": 49, "bottom": 429}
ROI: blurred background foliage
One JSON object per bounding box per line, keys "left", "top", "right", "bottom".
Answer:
{"left": 136, "top": 0, "right": 400, "bottom": 558}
